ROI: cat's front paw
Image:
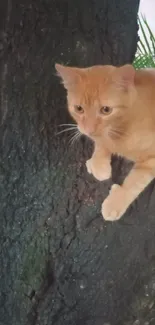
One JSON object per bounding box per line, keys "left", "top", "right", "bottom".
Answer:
{"left": 102, "top": 184, "right": 128, "bottom": 221}
{"left": 86, "top": 158, "right": 111, "bottom": 181}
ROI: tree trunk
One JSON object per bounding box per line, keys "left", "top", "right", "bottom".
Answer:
{"left": 2, "top": 1, "right": 155, "bottom": 325}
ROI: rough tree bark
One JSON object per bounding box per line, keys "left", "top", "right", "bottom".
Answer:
{"left": 1, "top": 1, "right": 155, "bottom": 325}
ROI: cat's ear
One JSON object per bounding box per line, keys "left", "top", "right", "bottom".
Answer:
{"left": 112, "top": 64, "right": 135, "bottom": 90}
{"left": 55, "top": 63, "right": 81, "bottom": 89}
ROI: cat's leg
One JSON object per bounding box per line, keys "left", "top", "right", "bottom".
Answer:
{"left": 86, "top": 146, "right": 111, "bottom": 181}
{"left": 102, "top": 158, "right": 155, "bottom": 221}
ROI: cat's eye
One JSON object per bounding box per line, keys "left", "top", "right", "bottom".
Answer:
{"left": 100, "top": 106, "right": 113, "bottom": 115}
{"left": 74, "top": 105, "right": 84, "bottom": 113}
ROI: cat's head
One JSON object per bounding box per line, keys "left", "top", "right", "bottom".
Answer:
{"left": 55, "top": 63, "right": 136, "bottom": 141}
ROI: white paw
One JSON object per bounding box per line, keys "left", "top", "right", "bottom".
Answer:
{"left": 86, "top": 158, "right": 111, "bottom": 181}
{"left": 102, "top": 184, "right": 128, "bottom": 221}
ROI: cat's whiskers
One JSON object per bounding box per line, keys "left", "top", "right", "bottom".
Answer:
{"left": 58, "top": 123, "right": 77, "bottom": 127}
{"left": 56, "top": 124, "right": 78, "bottom": 135}
{"left": 107, "top": 127, "right": 129, "bottom": 140}
{"left": 69, "top": 130, "right": 81, "bottom": 147}
{"left": 56, "top": 123, "right": 81, "bottom": 146}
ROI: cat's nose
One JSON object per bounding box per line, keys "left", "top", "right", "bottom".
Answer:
{"left": 85, "top": 126, "right": 96, "bottom": 136}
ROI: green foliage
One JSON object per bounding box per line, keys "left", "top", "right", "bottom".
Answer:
{"left": 133, "top": 15, "right": 155, "bottom": 69}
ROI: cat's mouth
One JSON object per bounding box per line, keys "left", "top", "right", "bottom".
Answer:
{"left": 78, "top": 126, "right": 99, "bottom": 138}
{"left": 79, "top": 130, "right": 94, "bottom": 138}
{"left": 78, "top": 129, "right": 101, "bottom": 141}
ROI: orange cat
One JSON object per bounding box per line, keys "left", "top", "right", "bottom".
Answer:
{"left": 55, "top": 63, "right": 155, "bottom": 221}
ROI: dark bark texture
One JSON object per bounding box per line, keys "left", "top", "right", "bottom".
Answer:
{"left": 2, "top": 1, "right": 155, "bottom": 325}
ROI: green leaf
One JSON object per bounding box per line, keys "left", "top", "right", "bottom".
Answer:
{"left": 133, "top": 15, "right": 155, "bottom": 69}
